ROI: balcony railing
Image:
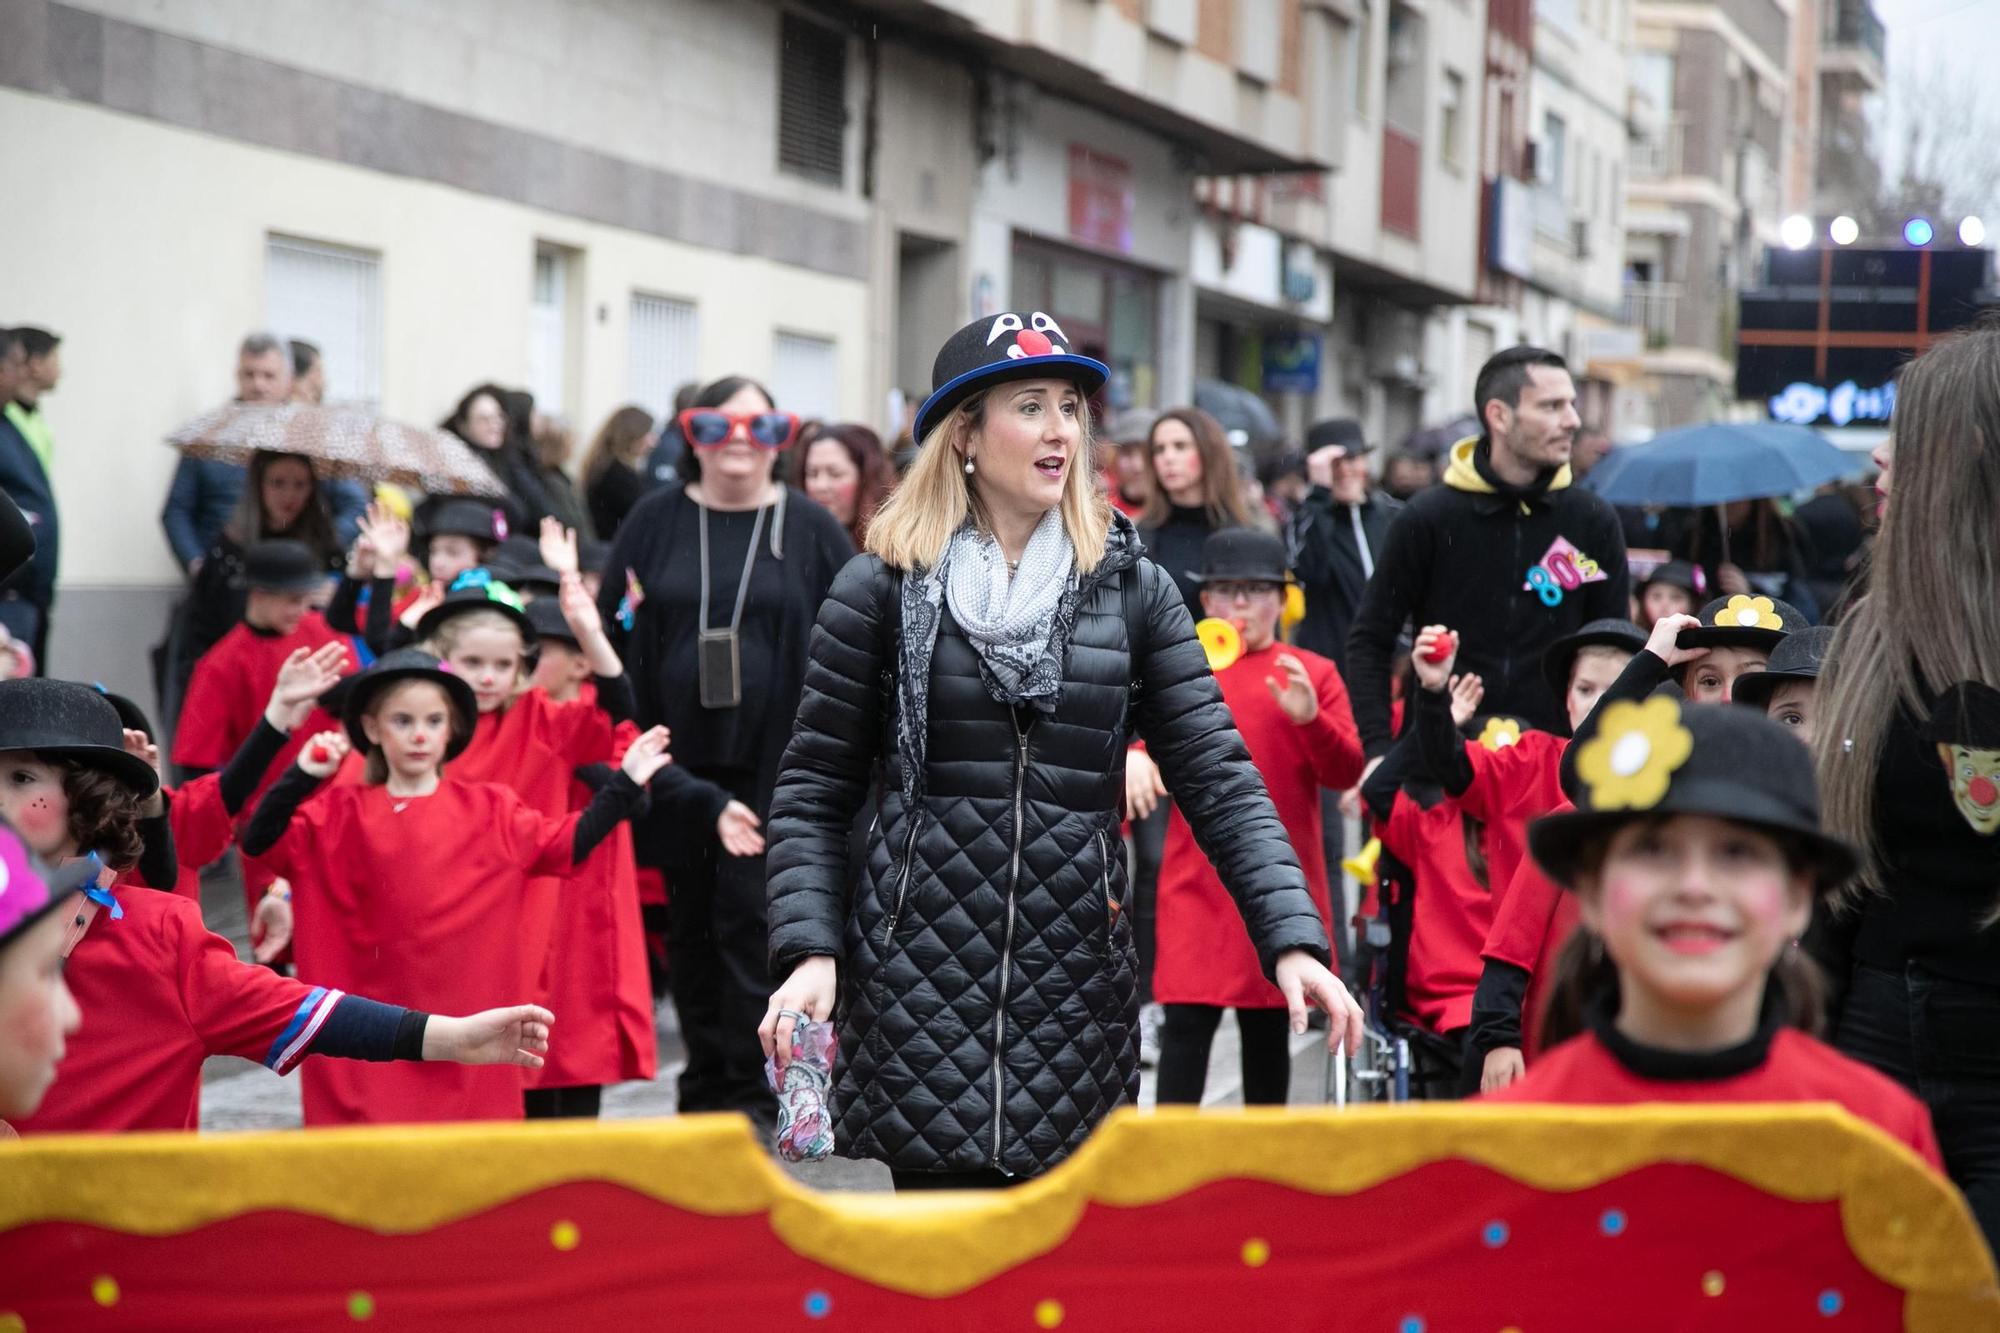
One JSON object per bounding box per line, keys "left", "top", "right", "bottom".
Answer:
{"left": 1628, "top": 120, "right": 1685, "bottom": 179}
{"left": 1382, "top": 126, "right": 1422, "bottom": 238}
{"left": 1823, "top": 0, "right": 1886, "bottom": 68}
{"left": 1623, "top": 281, "right": 1682, "bottom": 348}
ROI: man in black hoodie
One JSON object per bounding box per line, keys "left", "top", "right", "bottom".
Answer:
{"left": 1345, "top": 347, "right": 1629, "bottom": 769}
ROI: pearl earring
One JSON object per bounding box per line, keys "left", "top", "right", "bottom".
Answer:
{"left": 964, "top": 455, "right": 975, "bottom": 475}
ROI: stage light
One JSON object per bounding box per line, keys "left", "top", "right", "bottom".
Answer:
{"left": 1780, "top": 215, "right": 1814, "bottom": 250}
{"left": 1904, "top": 217, "right": 1935, "bottom": 247}
{"left": 1829, "top": 215, "right": 1859, "bottom": 245}
{"left": 1961, "top": 216, "right": 1987, "bottom": 246}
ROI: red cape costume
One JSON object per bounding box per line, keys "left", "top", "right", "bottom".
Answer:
{"left": 259, "top": 779, "right": 580, "bottom": 1125}
{"left": 1152, "top": 642, "right": 1363, "bottom": 1008}
{"left": 17, "top": 889, "right": 340, "bottom": 1134}
{"left": 119, "top": 774, "right": 235, "bottom": 903}
{"left": 1483, "top": 809, "right": 1582, "bottom": 1058}
{"left": 1455, "top": 729, "right": 1567, "bottom": 919}
{"left": 1378, "top": 790, "right": 1494, "bottom": 1035}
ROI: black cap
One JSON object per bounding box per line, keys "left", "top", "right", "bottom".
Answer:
{"left": 1305, "top": 418, "right": 1373, "bottom": 456}
{"left": 424, "top": 500, "right": 507, "bottom": 545}
{"left": 243, "top": 540, "right": 325, "bottom": 595}
{"left": 1930, "top": 681, "right": 2000, "bottom": 750}
{"left": 1729, "top": 625, "right": 1836, "bottom": 711}
{"left": 1639, "top": 559, "right": 1707, "bottom": 598}
{"left": 1542, "top": 618, "right": 1649, "bottom": 700}
{"left": 1528, "top": 697, "right": 1855, "bottom": 893}
{"left": 1675, "top": 595, "right": 1809, "bottom": 654}
{"left": 0, "top": 679, "right": 159, "bottom": 796}
{"left": 914, "top": 312, "right": 1109, "bottom": 441}
{"left": 92, "top": 687, "right": 156, "bottom": 745}
{"left": 413, "top": 576, "right": 537, "bottom": 648}
{"left": 524, "top": 597, "right": 578, "bottom": 648}
{"left": 1187, "top": 527, "right": 1295, "bottom": 587}
{"left": 340, "top": 648, "right": 479, "bottom": 759}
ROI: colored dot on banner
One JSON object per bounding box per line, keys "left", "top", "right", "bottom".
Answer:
{"left": 1600, "top": 1208, "right": 1628, "bottom": 1237}
{"left": 1241, "top": 1238, "right": 1271, "bottom": 1268}
{"left": 1482, "top": 1221, "right": 1510, "bottom": 1248}
{"left": 1034, "top": 1299, "right": 1065, "bottom": 1328}
{"left": 1702, "top": 1271, "right": 1726, "bottom": 1298}
{"left": 550, "top": 1220, "right": 581, "bottom": 1251}
{"left": 1818, "top": 1289, "right": 1845, "bottom": 1317}
{"left": 91, "top": 1276, "right": 120, "bottom": 1307}
{"left": 0, "top": 1313, "right": 26, "bottom": 1333}
{"left": 803, "top": 1291, "right": 832, "bottom": 1319}
{"left": 1399, "top": 1317, "right": 1427, "bottom": 1333}
{"left": 348, "top": 1292, "right": 376, "bottom": 1322}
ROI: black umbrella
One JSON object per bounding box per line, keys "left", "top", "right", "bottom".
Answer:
{"left": 1193, "top": 379, "right": 1283, "bottom": 455}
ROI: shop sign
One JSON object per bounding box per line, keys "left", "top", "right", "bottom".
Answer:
{"left": 1068, "top": 146, "right": 1134, "bottom": 254}
{"left": 1281, "top": 241, "right": 1318, "bottom": 304}
{"left": 1767, "top": 379, "right": 1896, "bottom": 428}
{"left": 1262, "top": 334, "right": 1323, "bottom": 394}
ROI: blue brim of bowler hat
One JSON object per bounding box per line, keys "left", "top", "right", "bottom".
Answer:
{"left": 914, "top": 353, "right": 1110, "bottom": 443}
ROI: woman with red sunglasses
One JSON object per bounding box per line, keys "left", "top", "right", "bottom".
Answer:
{"left": 596, "top": 374, "right": 854, "bottom": 1136}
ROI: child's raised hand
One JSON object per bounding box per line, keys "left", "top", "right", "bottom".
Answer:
{"left": 267, "top": 642, "right": 349, "bottom": 732}
{"left": 539, "top": 516, "right": 579, "bottom": 576}
{"left": 121, "top": 727, "right": 162, "bottom": 775}
{"left": 619, "top": 725, "right": 674, "bottom": 785}
{"left": 558, "top": 571, "right": 601, "bottom": 639}
{"left": 400, "top": 581, "right": 446, "bottom": 630}
{"left": 1646, "top": 612, "right": 1709, "bottom": 669}
{"left": 1265, "top": 652, "right": 1319, "bottom": 725}
{"left": 251, "top": 884, "right": 294, "bottom": 963}
{"left": 1448, "top": 672, "right": 1485, "bottom": 727}
{"left": 361, "top": 501, "right": 411, "bottom": 575}
{"left": 717, "top": 799, "right": 766, "bottom": 857}
{"left": 346, "top": 533, "right": 375, "bottom": 578}
{"left": 423, "top": 1005, "right": 555, "bottom": 1068}
{"left": 297, "top": 729, "right": 350, "bottom": 779}
{"left": 1411, "top": 624, "right": 1458, "bottom": 692}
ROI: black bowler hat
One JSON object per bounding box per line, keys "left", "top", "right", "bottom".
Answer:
{"left": 913, "top": 311, "right": 1109, "bottom": 442}
{"left": 1639, "top": 559, "right": 1706, "bottom": 599}
{"left": 1542, "top": 617, "right": 1649, "bottom": 700}
{"left": 414, "top": 573, "right": 538, "bottom": 648}
{"left": 341, "top": 648, "right": 479, "bottom": 759}
{"left": 1187, "top": 528, "right": 1295, "bottom": 588}
{"left": 93, "top": 687, "right": 156, "bottom": 745}
{"left": 1529, "top": 696, "right": 1855, "bottom": 893}
{"left": 0, "top": 678, "right": 160, "bottom": 797}
{"left": 524, "top": 597, "right": 578, "bottom": 648}
{"left": 243, "top": 540, "right": 325, "bottom": 595}
{"left": 1305, "top": 418, "right": 1374, "bottom": 457}
{"left": 1676, "top": 594, "right": 1809, "bottom": 654}
{"left": 1730, "top": 625, "right": 1835, "bottom": 712}
{"left": 424, "top": 500, "right": 507, "bottom": 546}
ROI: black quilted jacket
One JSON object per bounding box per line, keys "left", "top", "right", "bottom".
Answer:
{"left": 765, "top": 518, "right": 1330, "bottom": 1177}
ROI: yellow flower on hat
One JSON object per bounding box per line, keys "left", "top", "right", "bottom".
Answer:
{"left": 1575, "top": 697, "right": 1695, "bottom": 810}
{"left": 1477, "top": 717, "right": 1523, "bottom": 751}
{"left": 1715, "top": 594, "right": 1783, "bottom": 630}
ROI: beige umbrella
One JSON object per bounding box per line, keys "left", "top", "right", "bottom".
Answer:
{"left": 165, "top": 402, "right": 508, "bottom": 498}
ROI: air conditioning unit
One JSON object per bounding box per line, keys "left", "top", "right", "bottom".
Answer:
{"left": 1572, "top": 218, "right": 1591, "bottom": 258}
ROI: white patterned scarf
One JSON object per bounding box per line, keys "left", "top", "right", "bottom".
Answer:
{"left": 940, "top": 508, "right": 1078, "bottom": 709}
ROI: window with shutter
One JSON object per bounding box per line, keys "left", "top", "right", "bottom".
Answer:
{"left": 771, "top": 331, "right": 839, "bottom": 421}
{"left": 265, "top": 235, "right": 382, "bottom": 408}
{"left": 629, "top": 294, "right": 700, "bottom": 422}
{"left": 777, "top": 11, "right": 848, "bottom": 186}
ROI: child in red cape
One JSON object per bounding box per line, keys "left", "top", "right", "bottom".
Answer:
{"left": 0, "top": 680, "right": 554, "bottom": 1135}
{"left": 325, "top": 498, "right": 502, "bottom": 657}
{"left": 1483, "top": 697, "right": 1944, "bottom": 1175}
{"left": 1148, "top": 529, "right": 1365, "bottom": 1106}
{"left": 243, "top": 649, "right": 672, "bottom": 1125}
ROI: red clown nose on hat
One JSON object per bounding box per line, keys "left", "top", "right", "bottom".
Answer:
{"left": 915, "top": 311, "right": 1110, "bottom": 442}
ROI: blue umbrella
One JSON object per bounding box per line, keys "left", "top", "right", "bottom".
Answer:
{"left": 1585, "top": 421, "right": 1863, "bottom": 508}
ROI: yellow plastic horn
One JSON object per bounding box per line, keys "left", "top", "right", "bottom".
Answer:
{"left": 1341, "top": 836, "right": 1381, "bottom": 886}
{"left": 1281, "top": 582, "right": 1307, "bottom": 636}
{"left": 1194, "top": 618, "right": 1243, "bottom": 672}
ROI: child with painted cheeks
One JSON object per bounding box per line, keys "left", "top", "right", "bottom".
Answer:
{"left": 1484, "top": 697, "right": 1945, "bottom": 1174}
{"left": 1729, "top": 624, "right": 1832, "bottom": 746}
{"left": 243, "top": 649, "right": 673, "bottom": 1125}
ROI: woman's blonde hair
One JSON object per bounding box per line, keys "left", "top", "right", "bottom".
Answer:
{"left": 865, "top": 387, "right": 1112, "bottom": 572}
{"left": 1815, "top": 324, "right": 2000, "bottom": 914}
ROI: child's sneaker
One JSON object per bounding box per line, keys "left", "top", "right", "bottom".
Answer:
{"left": 1139, "top": 1002, "right": 1164, "bottom": 1068}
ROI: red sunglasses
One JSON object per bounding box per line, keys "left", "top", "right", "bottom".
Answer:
{"left": 678, "top": 409, "right": 800, "bottom": 450}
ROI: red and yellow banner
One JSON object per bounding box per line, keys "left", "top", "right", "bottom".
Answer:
{"left": 1, "top": 1105, "right": 1993, "bottom": 1330}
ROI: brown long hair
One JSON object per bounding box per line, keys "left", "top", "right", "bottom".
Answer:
{"left": 1815, "top": 326, "right": 2000, "bottom": 914}
{"left": 1138, "top": 407, "right": 1252, "bottom": 529}
{"left": 583, "top": 405, "right": 656, "bottom": 490}
{"left": 50, "top": 756, "right": 147, "bottom": 871}
{"left": 789, "top": 421, "right": 897, "bottom": 547}
{"left": 1539, "top": 930, "right": 1828, "bottom": 1049}
{"left": 225, "top": 449, "right": 338, "bottom": 565}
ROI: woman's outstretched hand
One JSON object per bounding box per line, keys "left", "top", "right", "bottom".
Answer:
{"left": 759, "top": 955, "right": 837, "bottom": 1072}
{"left": 1273, "top": 949, "right": 1366, "bottom": 1057}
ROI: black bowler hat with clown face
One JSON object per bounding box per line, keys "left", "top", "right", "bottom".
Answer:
{"left": 914, "top": 312, "right": 1109, "bottom": 442}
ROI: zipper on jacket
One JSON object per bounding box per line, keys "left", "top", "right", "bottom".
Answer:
{"left": 879, "top": 817, "right": 921, "bottom": 949}
{"left": 991, "top": 711, "right": 1031, "bottom": 1169}
{"left": 1095, "top": 828, "right": 1117, "bottom": 955}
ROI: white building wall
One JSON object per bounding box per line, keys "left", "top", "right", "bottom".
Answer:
{"left": 1528, "top": 0, "right": 1635, "bottom": 321}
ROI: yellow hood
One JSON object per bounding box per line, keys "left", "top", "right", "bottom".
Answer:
{"left": 1442, "top": 436, "right": 1574, "bottom": 495}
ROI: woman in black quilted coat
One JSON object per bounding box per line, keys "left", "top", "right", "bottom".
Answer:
{"left": 761, "top": 312, "right": 1363, "bottom": 1188}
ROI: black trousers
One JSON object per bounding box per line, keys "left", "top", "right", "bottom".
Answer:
{"left": 1128, "top": 803, "right": 1169, "bottom": 1003}
{"left": 890, "top": 1167, "right": 1018, "bottom": 1192}
{"left": 1154, "top": 1004, "right": 1293, "bottom": 1106}
{"left": 523, "top": 1085, "right": 603, "bottom": 1119}
{"left": 1835, "top": 963, "right": 2000, "bottom": 1262}
{"left": 663, "top": 832, "right": 778, "bottom": 1135}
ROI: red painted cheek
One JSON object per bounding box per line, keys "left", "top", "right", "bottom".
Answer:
{"left": 14, "top": 797, "right": 67, "bottom": 852}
